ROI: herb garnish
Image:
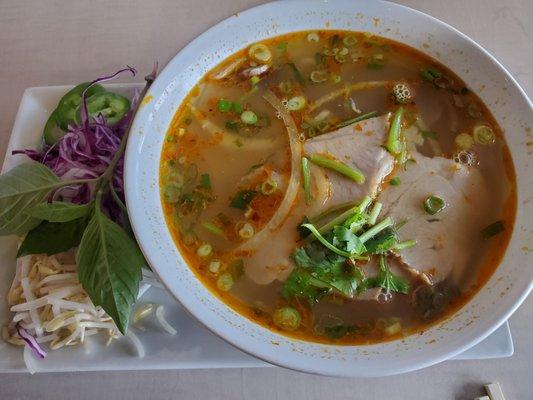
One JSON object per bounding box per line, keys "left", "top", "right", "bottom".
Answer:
{"left": 230, "top": 190, "right": 257, "bottom": 210}
{"left": 282, "top": 197, "right": 414, "bottom": 302}
{"left": 481, "top": 220, "right": 505, "bottom": 239}
{"left": 0, "top": 67, "right": 157, "bottom": 334}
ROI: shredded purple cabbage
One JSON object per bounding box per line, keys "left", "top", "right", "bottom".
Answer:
{"left": 13, "top": 67, "right": 139, "bottom": 222}
{"left": 16, "top": 323, "right": 46, "bottom": 359}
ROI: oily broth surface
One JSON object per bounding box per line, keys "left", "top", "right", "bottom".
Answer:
{"left": 160, "top": 31, "right": 516, "bottom": 344}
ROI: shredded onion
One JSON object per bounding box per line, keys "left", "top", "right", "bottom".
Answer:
{"left": 210, "top": 57, "right": 246, "bottom": 80}
{"left": 309, "top": 81, "right": 391, "bottom": 112}
{"left": 237, "top": 91, "right": 302, "bottom": 253}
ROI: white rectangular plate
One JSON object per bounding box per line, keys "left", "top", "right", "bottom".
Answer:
{"left": 0, "top": 85, "right": 513, "bottom": 373}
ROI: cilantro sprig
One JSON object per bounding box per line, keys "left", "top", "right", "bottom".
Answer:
{"left": 282, "top": 197, "right": 415, "bottom": 303}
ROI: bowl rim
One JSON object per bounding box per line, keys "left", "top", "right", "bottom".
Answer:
{"left": 125, "top": 0, "right": 533, "bottom": 377}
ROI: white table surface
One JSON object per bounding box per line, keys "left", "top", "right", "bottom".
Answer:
{"left": 0, "top": 0, "right": 531, "bottom": 398}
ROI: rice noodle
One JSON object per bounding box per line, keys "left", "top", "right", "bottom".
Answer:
{"left": 309, "top": 81, "right": 391, "bottom": 112}
{"left": 237, "top": 91, "right": 302, "bottom": 253}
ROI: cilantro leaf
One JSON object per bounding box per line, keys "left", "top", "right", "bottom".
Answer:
{"left": 281, "top": 268, "right": 329, "bottom": 302}
{"left": 332, "top": 226, "right": 366, "bottom": 255}
{"left": 230, "top": 190, "right": 257, "bottom": 210}
{"left": 365, "top": 226, "right": 398, "bottom": 254}
{"left": 366, "top": 255, "right": 410, "bottom": 294}
{"left": 324, "top": 324, "right": 358, "bottom": 340}
{"left": 284, "top": 246, "right": 365, "bottom": 301}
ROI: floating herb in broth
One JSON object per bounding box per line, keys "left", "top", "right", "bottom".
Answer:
{"left": 160, "top": 31, "right": 516, "bottom": 345}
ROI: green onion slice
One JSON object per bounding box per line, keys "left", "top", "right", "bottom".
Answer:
{"left": 217, "top": 99, "right": 232, "bottom": 112}
{"left": 473, "top": 125, "right": 495, "bottom": 145}
{"left": 202, "top": 222, "right": 225, "bottom": 238}
{"left": 240, "top": 110, "right": 258, "bottom": 125}
{"left": 301, "top": 157, "right": 312, "bottom": 204}
{"left": 308, "top": 154, "right": 365, "bottom": 184}
{"left": 423, "top": 196, "right": 446, "bottom": 215}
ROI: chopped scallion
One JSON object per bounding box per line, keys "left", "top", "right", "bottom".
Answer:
{"left": 260, "top": 179, "right": 278, "bottom": 195}
{"left": 240, "top": 110, "right": 258, "bottom": 125}
{"left": 248, "top": 43, "right": 272, "bottom": 64}
{"left": 217, "top": 99, "right": 232, "bottom": 112}
{"left": 216, "top": 272, "right": 234, "bottom": 291}
{"left": 359, "top": 217, "right": 393, "bottom": 243}
{"left": 230, "top": 190, "right": 257, "bottom": 210}
{"left": 199, "top": 173, "right": 211, "bottom": 189}
{"left": 197, "top": 243, "right": 212, "bottom": 258}
{"left": 232, "top": 101, "right": 243, "bottom": 114}
{"left": 455, "top": 132, "right": 474, "bottom": 150}
{"left": 301, "top": 157, "right": 312, "bottom": 204}
{"left": 308, "top": 154, "right": 365, "bottom": 184}
{"left": 238, "top": 222, "right": 255, "bottom": 239}
{"left": 310, "top": 70, "right": 328, "bottom": 83}
{"left": 367, "top": 202, "right": 383, "bottom": 225}
{"left": 202, "top": 222, "right": 225, "bottom": 238}
{"left": 394, "top": 239, "right": 417, "bottom": 250}
{"left": 307, "top": 32, "right": 320, "bottom": 43}
{"left": 420, "top": 67, "right": 442, "bottom": 81}
{"left": 273, "top": 307, "right": 301, "bottom": 331}
{"left": 473, "top": 124, "right": 495, "bottom": 145}
{"left": 209, "top": 260, "right": 221, "bottom": 274}
{"left": 287, "top": 62, "right": 305, "bottom": 86}
{"left": 287, "top": 96, "right": 307, "bottom": 111}
{"left": 423, "top": 196, "right": 446, "bottom": 215}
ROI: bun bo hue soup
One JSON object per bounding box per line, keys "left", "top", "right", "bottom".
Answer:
{"left": 160, "top": 31, "right": 516, "bottom": 344}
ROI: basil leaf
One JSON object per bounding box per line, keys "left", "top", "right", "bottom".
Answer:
{"left": 0, "top": 162, "right": 61, "bottom": 235}
{"left": 25, "top": 201, "right": 92, "bottom": 222}
{"left": 76, "top": 207, "right": 143, "bottom": 334}
{"left": 17, "top": 217, "right": 89, "bottom": 257}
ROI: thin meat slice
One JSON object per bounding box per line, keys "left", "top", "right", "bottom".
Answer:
{"left": 244, "top": 116, "right": 394, "bottom": 285}
{"left": 379, "top": 151, "right": 489, "bottom": 284}
{"left": 304, "top": 115, "right": 394, "bottom": 208}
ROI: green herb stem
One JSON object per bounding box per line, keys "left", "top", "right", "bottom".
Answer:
{"left": 367, "top": 202, "right": 382, "bottom": 225}
{"left": 359, "top": 217, "right": 393, "bottom": 243}
{"left": 308, "top": 154, "right": 365, "bottom": 184}
{"left": 316, "top": 196, "right": 371, "bottom": 235}
{"left": 336, "top": 111, "right": 378, "bottom": 128}
{"left": 394, "top": 239, "right": 417, "bottom": 250}
{"left": 301, "top": 157, "right": 312, "bottom": 204}
{"left": 301, "top": 223, "right": 367, "bottom": 260}
{"left": 202, "top": 221, "right": 225, "bottom": 238}
{"left": 309, "top": 201, "right": 357, "bottom": 224}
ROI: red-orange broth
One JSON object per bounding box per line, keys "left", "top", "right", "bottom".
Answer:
{"left": 160, "top": 31, "right": 516, "bottom": 344}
